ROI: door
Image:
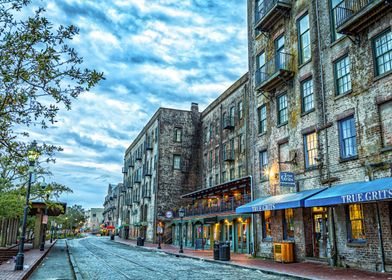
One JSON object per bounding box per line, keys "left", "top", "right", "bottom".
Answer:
{"left": 236, "top": 221, "right": 248, "bottom": 253}
{"left": 312, "top": 207, "right": 328, "bottom": 258}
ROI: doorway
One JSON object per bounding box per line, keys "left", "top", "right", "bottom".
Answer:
{"left": 312, "top": 207, "right": 328, "bottom": 258}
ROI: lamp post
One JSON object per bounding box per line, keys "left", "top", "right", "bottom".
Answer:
{"left": 179, "top": 207, "right": 185, "bottom": 253}
{"left": 40, "top": 193, "right": 49, "bottom": 251}
{"left": 15, "top": 141, "right": 39, "bottom": 271}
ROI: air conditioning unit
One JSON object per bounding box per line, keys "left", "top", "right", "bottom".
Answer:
{"left": 273, "top": 242, "right": 294, "bottom": 263}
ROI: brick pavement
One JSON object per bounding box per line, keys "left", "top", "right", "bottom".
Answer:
{"left": 114, "top": 237, "right": 392, "bottom": 280}
{"left": 0, "top": 241, "right": 56, "bottom": 280}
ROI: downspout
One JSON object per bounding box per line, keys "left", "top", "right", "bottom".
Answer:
{"left": 153, "top": 117, "right": 160, "bottom": 243}
{"left": 314, "top": 0, "right": 337, "bottom": 267}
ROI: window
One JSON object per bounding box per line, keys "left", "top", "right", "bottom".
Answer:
{"left": 277, "top": 94, "right": 288, "bottom": 125}
{"left": 92, "top": 213, "right": 96, "bottom": 217}
{"left": 257, "top": 51, "right": 266, "bottom": 82}
{"left": 215, "top": 147, "right": 219, "bottom": 164}
{"left": 229, "top": 106, "right": 235, "bottom": 126}
{"left": 339, "top": 116, "right": 357, "bottom": 159}
{"left": 301, "top": 78, "right": 314, "bottom": 113}
{"left": 173, "top": 155, "right": 181, "bottom": 170}
{"left": 262, "top": 210, "right": 272, "bottom": 240}
{"left": 238, "top": 100, "right": 243, "bottom": 119}
{"left": 174, "top": 127, "right": 182, "bottom": 142}
{"left": 373, "top": 30, "right": 392, "bottom": 76}
{"left": 222, "top": 171, "right": 226, "bottom": 183}
{"left": 275, "top": 36, "right": 285, "bottom": 69}
{"left": 215, "top": 120, "right": 219, "bottom": 134}
{"left": 283, "top": 208, "right": 294, "bottom": 240}
{"left": 209, "top": 124, "right": 213, "bottom": 140}
{"left": 304, "top": 132, "right": 318, "bottom": 169}
{"left": 330, "top": 0, "right": 343, "bottom": 42}
{"left": 257, "top": 51, "right": 265, "bottom": 70}
{"left": 258, "top": 105, "right": 267, "bottom": 133}
{"left": 238, "top": 165, "right": 243, "bottom": 178}
{"left": 334, "top": 55, "right": 351, "bottom": 95}
{"left": 298, "top": 13, "right": 311, "bottom": 64}
{"left": 239, "top": 134, "right": 245, "bottom": 154}
{"left": 209, "top": 177, "right": 212, "bottom": 187}
{"left": 223, "top": 143, "right": 227, "bottom": 160}
{"left": 230, "top": 138, "right": 235, "bottom": 159}
{"left": 379, "top": 101, "right": 392, "bottom": 148}
{"left": 222, "top": 112, "right": 226, "bottom": 127}
{"left": 209, "top": 151, "right": 213, "bottom": 168}
{"left": 204, "top": 127, "right": 208, "bottom": 143}
{"left": 259, "top": 150, "right": 268, "bottom": 180}
{"left": 346, "top": 204, "right": 366, "bottom": 242}
{"left": 215, "top": 174, "right": 219, "bottom": 185}
{"left": 230, "top": 167, "right": 235, "bottom": 180}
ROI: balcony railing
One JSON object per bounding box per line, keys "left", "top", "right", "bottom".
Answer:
{"left": 255, "top": 0, "right": 291, "bottom": 32}
{"left": 255, "top": 52, "right": 294, "bottom": 91}
{"left": 334, "top": 0, "right": 390, "bottom": 34}
{"left": 173, "top": 195, "right": 251, "bottom": 218}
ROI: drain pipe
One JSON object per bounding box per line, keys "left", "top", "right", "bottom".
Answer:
{"left": 250, "top": 175, "right": 256, "bottom": 257}
{"left": 314, "top": 0, "right": 337, "bottom": 267}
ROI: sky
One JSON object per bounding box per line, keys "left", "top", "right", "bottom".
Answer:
{"left": 29, "top": 0, "right": 248, "bottom": 210}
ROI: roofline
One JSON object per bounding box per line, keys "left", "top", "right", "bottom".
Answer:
{"left": 201, "top": 73, "right": 249, "bottom": 117}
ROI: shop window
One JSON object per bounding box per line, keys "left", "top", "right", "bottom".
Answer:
{"left": 262, "top": 210, "right": 272, "bottom": 240}
{"left": 283, "top": 208, "right": 294, "bottom": 240}
{"left": 346, "top": 204, "right": 366, "bottom": 242}
{"left": 334, "top": 55, "right": 352, "bottom": 96}
{"left": 304, "top": 132, "right": 318, "bottom": 169}
{"left": 373, "top": 29, "right": 392, "bottom": 77}
{"left": 379, "top": 101, "right": 392, "bottom": 148}
{"left": 338, "top": 116, "right": 357, "bottom": 159}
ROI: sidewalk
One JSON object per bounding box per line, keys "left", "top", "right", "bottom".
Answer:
{"left": 114, "top": 237, "right": 392, "bottom": 280}
{"left": 0, "top": 241, "right": 56, "bottom": 280}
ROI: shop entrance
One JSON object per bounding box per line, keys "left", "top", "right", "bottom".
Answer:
{"left": 236, "top": 219, "right": 248, "bottom": 253}
{"left": 312, "top": 207, "right": 328, "bottom": 258}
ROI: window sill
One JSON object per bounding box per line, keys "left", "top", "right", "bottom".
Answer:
{"left": 381, "top": 146, "right": 392, "bottom": 154}
{"left": 330, "top": 35, "right": 348, "bottom": 48}
{"left": 298, "top": 59, "right": 312, "bottom": 70}
{"left": 346, "top": 240, "right": 367, "bottom": 247}
{"left": 277, "top": 122, "right": 288, "bottom": 128}
{"left": 339, "top": 155, "right": 358, "bottom": 163}
{"left": 258, "top": 132, "right": 267, "bottom": 137}
{"left": 301, "top": 108, "right": 315, "bottom": 117}
{"left": 334, "top": 90, "right": 353, "bottom": 101}
{"left": 373, "top": 70, "right": 392, "bottom": 83}
{"left": 282, "top": 239, "right": 295, "bottom": 243}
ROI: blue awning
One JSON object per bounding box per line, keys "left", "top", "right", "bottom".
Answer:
{"left": 236, "top": 188, "right": 326, "bottom": 214}
{"left": 304, "top": 177, "right": 392, "bottom": 207}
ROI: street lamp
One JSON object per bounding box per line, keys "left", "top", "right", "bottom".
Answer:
{"left": 40, "top": 193, "right": 49, "bottom": 251}
{"left": 179, "top": 207, "right": 185, "bottom": 253}
{"left": 15, "top": 141, "right": 39, "bottom": 270}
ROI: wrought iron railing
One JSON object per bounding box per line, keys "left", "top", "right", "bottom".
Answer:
{"left": 173, "top": 195, "right": 251, "bottom": 218}
{"left": 255, "top": 0, "right": 291, "bottom": 25}
{"left": 255, "top": 52, "right": 293, "bottom": 88}
{"left": 334, "top": 0, "right": 378, "bottom": 28}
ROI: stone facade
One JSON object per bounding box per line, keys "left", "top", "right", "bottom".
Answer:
{"left": 122, "top": 104, "right": 201, "bottom": 242}
{"left": 103, "top": 183, "right": 121, "bottom": 228}
{"left": 85, "top": 208, "right": 104, "bottom": 233}
{"left": 247, "top": 0, "right": 392, "bottom": 272}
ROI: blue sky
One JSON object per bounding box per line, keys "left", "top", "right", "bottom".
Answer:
{"left": 30, "top": 0, "right": 248, "bottom": 209}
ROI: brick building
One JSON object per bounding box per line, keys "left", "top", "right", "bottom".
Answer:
{"left": 121, "top": 103, "right": 201, "bottom": 243}
{"left": 103, "top": 183, "right": 121, "bottom": 228}
{"left": 172, "top": 74, "right": 253, "bottom": 254}
{"left": 237, "top": 0, "right": 392, "bottom": 272}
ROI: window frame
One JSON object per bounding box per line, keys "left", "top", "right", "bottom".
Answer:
{"left": 329, "top": 0, "right": 344, "bottom": 42}
{"left": 230, "top": 106, "right": 235, "bottom": 126}
{"left": 338, "top": 115, "right": 358, "bottom": 160}
{"left": 259, "top": 150, "right": 268, "bottom": 181}
{"left": 238, "top": 100, "right": 243, "bottom": 120}
{"left": 173, "top": 154, "right": 181, "bottom": 170}
{"left": 297, "top": 13, "right": 311, "bottom": 65}
{"left": 258, "top": 104, "right": 267, "bottom": 134}
{"left": 334, "top": 54, "right": 352, "bottom": 96}
{"left": 277, "top": 93, "right": 288, "bottom": 126}
{"left": 304, "top": 132, "right": 318, "bottom": 169}
{"left": 262, "top": 210, "right": 273, "bottom": 240}
{"left": 373, "top": 29, "right": 392, "bottom": 77}
{"left": 174, "top": 127, "right": 182, "bottom": 143}
{"left": 300, "top": 77, "right": 314, "bottom": 114}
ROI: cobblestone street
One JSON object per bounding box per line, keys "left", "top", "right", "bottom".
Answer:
{"left": 67, "top": 236, "right": 289, "bottom": 280}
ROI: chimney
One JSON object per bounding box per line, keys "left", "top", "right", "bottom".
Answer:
{"left": 191, "top": 102, "right": 199, "bottom": 112}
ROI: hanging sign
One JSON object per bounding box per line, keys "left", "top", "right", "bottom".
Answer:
{"left": 280, "top": 172, "right": 296, "bottom": 187}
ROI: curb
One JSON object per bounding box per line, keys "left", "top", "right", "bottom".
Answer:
{"left": 66, "top": 240, "right": 83, "bottom": 280}
{"left": 113, "top": 239, "right": 313, "bottom": 280}
{"left": 22, "top": 240, "right": 57, "bottom": 280}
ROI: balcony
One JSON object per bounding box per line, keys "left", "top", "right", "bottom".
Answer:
{"left": 173, "top": 195, "right": 251, "bottom": 218}
{"left": 122, "top": 167, "right": 127, "bottom": 174}
{"left": 223, "top": 117, "right": 235, "bottom": 130}
{"left": 145, "top": 142, "right": 153, "bottom": 151}
{"left": 255, "top": 52, "right": 294, "bottom": 92}
{"left": 255, "top": 0, "right": 291, "bottom": 32}
{"left": 334, "top": 0, "right": 391, "bottom": 35}
{"left": 134, "top": 177, "right": 142, "bottom": 184}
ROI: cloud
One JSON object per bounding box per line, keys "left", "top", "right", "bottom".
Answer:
{"left": 27, "top": 0, "right": 248, "bottom": 209}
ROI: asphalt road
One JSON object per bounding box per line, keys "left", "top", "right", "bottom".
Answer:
{"left": 67, "top": 236, "right": 290, "bottom": 280}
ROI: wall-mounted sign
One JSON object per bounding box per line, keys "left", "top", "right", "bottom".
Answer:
{"left": 280, "top": 172, "right": 296, "bottom": 187}
{"left": 165, "top": 211, "right": 173, "bottom": 219}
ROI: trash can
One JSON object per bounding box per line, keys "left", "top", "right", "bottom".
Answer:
{"left": 213, "top": 241, "right": 220, "bottom": 260}
{"left": 137, "top": 237, "right": 145, "bottom": 246}
{"left": 110, "top": 232, "right": 114, "bottom": 240}
{"left": 219, "top": 242, "right": 230, "bottom": 261}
